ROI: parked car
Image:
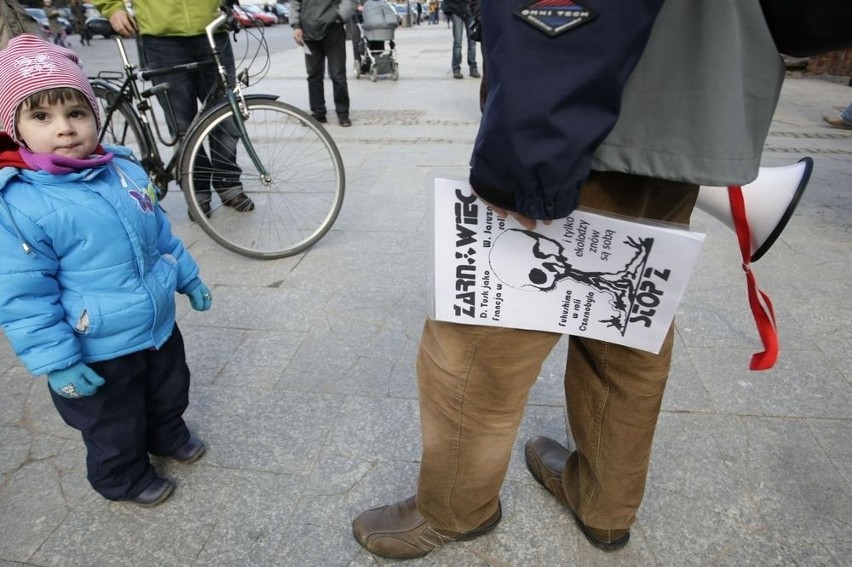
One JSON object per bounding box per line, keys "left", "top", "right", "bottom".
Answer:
{"left": 26, "top": 7, "right": 72, "bottom": 38}
{"left": 56, "top": 7, "right": 75, "bottom": 34}
{"left": 23, "top": 8, "right": 51, "bottom": 36}
{"left": 391, "top": 3, "right": 409, "bottom": 25}
{"left": 83, "top": 3, "right": 101, "bottom": 19}
{"left": 242, "top": 4, "right": 278, "bottom": 26}
{"left": 231, "top": 6, "right": 257, "bottom": 28}
{"left": 272, "top": 3, "right": 289, "bottom": 24}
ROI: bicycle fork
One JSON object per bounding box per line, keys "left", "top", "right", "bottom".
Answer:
{"left": 205, "top": 13, "right": 272, "bottom": 185}
{"left": 225, "top": 89, "right": 273, "bottom": 185}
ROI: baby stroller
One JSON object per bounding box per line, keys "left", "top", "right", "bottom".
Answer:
{"left": 355, "top": 0, "right": 399, "bottom": 81}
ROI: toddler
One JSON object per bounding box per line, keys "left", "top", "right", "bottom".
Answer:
{"left": 0, "top": 34, "right": 211, "bottom": 507}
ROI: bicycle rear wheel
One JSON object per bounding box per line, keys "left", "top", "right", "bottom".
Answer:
{"left": 91, "top": 82, "right": 151, "bottom": 162}
{"left": 180, "top": 98, "right": 345, "bottom": 259}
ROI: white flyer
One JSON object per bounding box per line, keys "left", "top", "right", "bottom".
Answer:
{"left": 429, "top": 178, "right": 706, "bottom": 353}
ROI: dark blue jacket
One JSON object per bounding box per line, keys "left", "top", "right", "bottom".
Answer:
{"left": 442, "top": 0, "right": 470, "bottom": 17}
{"left": 469, "top": 0, "right": 664, "bottom": 220}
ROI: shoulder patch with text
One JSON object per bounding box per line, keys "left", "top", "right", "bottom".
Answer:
{"left": 514, "top": 0, "right": 597, "bottom": 36}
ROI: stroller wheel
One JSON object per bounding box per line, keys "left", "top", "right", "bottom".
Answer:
{"left": 370, "top": 67, "right": 378, "bottom": 82}
{"left": 392, "top": 62, "right": 399, "bottom": 81}
{"left": 355, "top": 62, "right": 361, "bottom": 78}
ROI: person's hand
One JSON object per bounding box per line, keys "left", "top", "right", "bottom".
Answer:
{"left": 470, "top": 191, "right": 551, "bottom": 231}
{"left": 187, "top": 282, "right": 213, "bottom": 311}
{"left": 109, "top": 9, "right": 138, "bottom": 37}
{"left": 292, "top": 28, "right": 304, "bottom": 46}
{"left": 47, "top": 363, "right": 105, "bottom": 398}
{"left": 487, "top": 203, "right": 541, "bottom": 230}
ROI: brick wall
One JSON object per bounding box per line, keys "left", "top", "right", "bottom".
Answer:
{"left": 806, "top": 48, "right": 852, "bottom": 77}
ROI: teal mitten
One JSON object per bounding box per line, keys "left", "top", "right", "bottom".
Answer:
{"left": 47, "top": 362, "right": 105, "bottom": 398}
{"left": 187, "top": 281, "right": 213, "bottom": 311}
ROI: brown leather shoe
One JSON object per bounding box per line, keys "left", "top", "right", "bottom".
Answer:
{"left": 525, "top": 436, "right": 630, "bottom": 552}
{"left": 352, "top": 495, "right": 501, "bottom": 559}
{"left": 823, "top": 115, "right": 852, "bottom": 130}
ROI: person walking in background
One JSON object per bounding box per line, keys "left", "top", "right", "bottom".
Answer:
{"left": 351, "top": 1, "right": 786, "bottom": 559}
{"left": 428, "top": 0, "right": 438, "bottom": 25}
{"left": 70, "top": 0, "right": 91, "bottom": 46}
{"left": 349, "top": 0, "right": 365, "bottom": 77}
{"left": 44, "top": 0, "right": 66, "bottom": 47}
{"left": 94, "top": 0, "right": 256, "bottom": 218}
{"left": 0, "top": 34, "right": 211, "bottom": 507}
{"left": 291, "top": 0, "right": 357, "bottom": 127}
{"left": 823, "top": 102, "right": 852, "bottom": 130}
{"left": 442, "top": 0, "right": 478, "bottom": 79}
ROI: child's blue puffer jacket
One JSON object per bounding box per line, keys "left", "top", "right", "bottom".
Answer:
{"left": 0, "top": 146, "right": 200, "bottom": 376}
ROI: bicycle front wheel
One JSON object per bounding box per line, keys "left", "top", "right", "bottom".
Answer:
{"left": 180, "top": 98, "right": 345, "bottom": 259}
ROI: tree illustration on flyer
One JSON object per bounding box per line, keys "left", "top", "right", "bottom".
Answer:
{"left": 430, "top": 178, "right": 706, "bottom": 354}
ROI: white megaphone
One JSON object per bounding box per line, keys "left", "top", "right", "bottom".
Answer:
{"left": 696, "top": 157, "right": 813, "bottom": 262}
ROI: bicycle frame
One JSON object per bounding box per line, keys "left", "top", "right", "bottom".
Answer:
{"left": 92, "top": 3, "right": 272, "bottom": 191}
{"left": 200, "top": 12, "right": 272, "bottom": 182}
{"left": 87, "top": 1, "right": 345, "bottom": 260}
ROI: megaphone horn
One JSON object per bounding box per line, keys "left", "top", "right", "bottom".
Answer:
{"left": 696, "top": 157, "right": 814, "bottom": 262}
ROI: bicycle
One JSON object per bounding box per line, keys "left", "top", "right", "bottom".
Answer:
{"left": 88, "top": 2, "right": 345, "bottom": 259}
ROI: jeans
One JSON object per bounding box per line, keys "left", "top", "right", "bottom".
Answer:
{"left": 140, "top": 33, "right": 241, "bottom": 200}
{"left": 304, "top": 23, "right": 350, "bottom": 119}
{"left": 348, "top": 16, "right": 362, "bottom": 61}
{"left": 415, "top": 172, "right": 698, "bottom": 533}
{"left": 450, "top": 12, "right": 477, "bottom": 72}
{"left": 842, "top": 102, "right": 852, "bottom": 124}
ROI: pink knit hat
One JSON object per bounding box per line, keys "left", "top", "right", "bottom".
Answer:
{"left": 0, "top": 34, "right": 100, "bottom": 145}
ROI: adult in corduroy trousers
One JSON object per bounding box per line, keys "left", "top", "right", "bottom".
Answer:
{"left": 352, "top": 1, "right": 786, "bottom": 559}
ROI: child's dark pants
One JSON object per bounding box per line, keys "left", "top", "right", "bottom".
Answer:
{"left": 50, "top": 325, "right": 192, "bottom": 501}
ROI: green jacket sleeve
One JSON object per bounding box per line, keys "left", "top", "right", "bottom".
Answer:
{"left": 92, "top": 0, "right": 125, "bottom": 19}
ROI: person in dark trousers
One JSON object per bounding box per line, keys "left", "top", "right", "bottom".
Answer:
{"left": 442, "top": 0, "right": 478, "bottom": 79}
{"left": 70, "top": 0, "right": 91, "bottom": 46}
{"left": 95, "top": 0, "right": 256, "bottom": 218}
{"left": 351, "top": 1, "right": 786, "bottom": 559}
{"left": 0, "top": 35, "right": 212, "bottom": 507}
{"left": 291, "top": 0, "right": 357, "bottom": 127}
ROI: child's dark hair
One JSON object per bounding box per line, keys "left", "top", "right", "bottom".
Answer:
{"left": 15, "top": 87, "right": 94, "bottom": 121}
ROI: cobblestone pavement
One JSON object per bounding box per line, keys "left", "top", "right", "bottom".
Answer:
{"left": 1, "top": 24, "right": 850, "bottom": 567}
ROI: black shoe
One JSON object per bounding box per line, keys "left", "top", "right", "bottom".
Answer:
{"left": 129, "top": 477, "right": 174, "bottom": 507}
{"left": 339, "top": 116, "right": 352, "bottom": 127}
{"left": 469, "top": 67, "right": 481, "bottom": 78}
{"left": 222, "top": 191, "right": 255, "bottom": 212}
{"left": 311, "top": 113, "right": 328, "bottom": 123}
{"left": 187, "top": 200, "right": 211, "bottom": 221}
{"left": 169, "top": 436, "right": 206, "bottom": 464}
{"left": 452, "top": 69, "right": 463, "bottom": 79}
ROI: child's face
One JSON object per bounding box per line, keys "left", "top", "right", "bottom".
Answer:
{"left": 16, "top": 97, "right": 98, "bottom": 159}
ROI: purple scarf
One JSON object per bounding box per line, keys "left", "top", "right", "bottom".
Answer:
{"left": 19, "top": 146, "right": 114, "bottom": 174}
